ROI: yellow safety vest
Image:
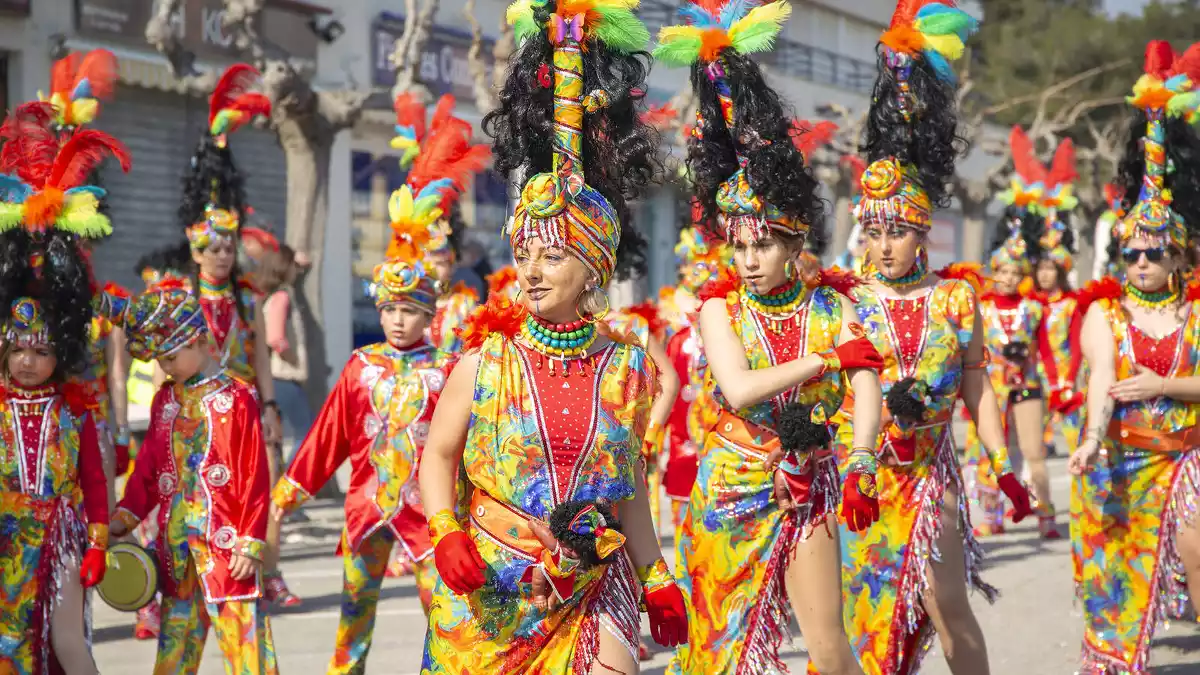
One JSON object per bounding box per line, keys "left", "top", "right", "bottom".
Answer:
{"left": 127, "top": 359, "right": 157, "bottom": 408}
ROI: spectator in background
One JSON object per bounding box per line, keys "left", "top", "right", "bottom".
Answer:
{"left": 449, "top": 238, "right": 488, "bottom": 299}
{"left": 256, "top": 245, "right": 314, "bottom": 466}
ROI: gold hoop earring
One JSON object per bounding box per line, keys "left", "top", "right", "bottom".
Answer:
{"left": 576, "top": 286, "right": 611, "bottom": 324}
{"left": 784, "top": 259, "right": 795, "bottom": 279}
{"left": 1169, "top": 271, "right": 1179, "bottom": 295}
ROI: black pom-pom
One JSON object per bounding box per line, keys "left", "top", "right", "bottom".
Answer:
{"left": 1001, "top": 342, "right": 1029, "bottom": 362}
{"left": 777, "top": 402, "right": 832, "bottom": 454}
{"left": 548, "top": 499, "right": 622, "bottom": 568}
{"left": 886, "top": 377, "right": 927, "bottom": 426}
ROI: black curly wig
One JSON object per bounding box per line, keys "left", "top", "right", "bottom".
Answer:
{"left": 886, "top": 377, "right": 928, "bottom": 426}
{"left": 0, "top": 230, "right": 95, "bottom": 377}
{"left": 861, "top": 47, "right": 966, "bottom": 210}
{"left": 134, "top": 241, "right": 193, "bottom": 285}
{"left": 548, "top": 499, "right": 623, "bottom": 568}
{"left": 179, "top": 135, "right": 248, "bottom": 232}
{"left": 988, "top": 206, "right": 1045, "bottom": 263}
{"left": 1107, "top": 110, "right": 1200, "bottom": 268}
{"left": 686, "top": 54, "right": 825, "bottom": 244}
{"left": 777, "top": 402, "right": 832, "bottom": 454}
{"left": 482, "top": 12, "right": 659, "bottom": 281}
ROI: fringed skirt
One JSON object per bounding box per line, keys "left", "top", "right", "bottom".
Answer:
{"left": 421, "top": 492, "right": 640, "bottom": 675}
{"left": 0, "top": 493, "right": 88, "bottom": 675}
{"left": 1077, "top": 429, "right": 1200, "bottom": 674}
{"left": 835, "top": 423, "right": 995, "bottom": 675}
{"left": 667, "top": 413, "right": 838, "bottom": 675}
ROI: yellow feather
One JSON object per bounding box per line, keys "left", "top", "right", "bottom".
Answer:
{"left": 728, "top": 1, "right": 792, "bottom": 43}
{"left": 922, "top": 33, "right": 965, "bottom": 60}
{"left": 658, "top": 25, "right": 703, "bottom": 42}
{"left": 388, "top": 186, "right": 416, "bottom": 222}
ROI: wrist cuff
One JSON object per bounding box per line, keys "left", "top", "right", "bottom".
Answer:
{"left": 114, "top": 507, "right": 141, "bottom": 532}
{"left": 271, "top": 476, "right": 312, "bottom": 514}
{"left": 989, "top": 445, "right": 1014, "bottom": 477}
{"left": 88, "top": 523, "right": 109, "bottom": 550}
{"left": 846, "top": 447, "right": 877, "bottom": 476}
{"left": 237, "top": 537, "right": 267, "bottom": 561}
{"left": 428, "top": 510, "right": 463, "bottom": 548}
{"left": 635, "top": 557, "right": 673, "bottom": 594}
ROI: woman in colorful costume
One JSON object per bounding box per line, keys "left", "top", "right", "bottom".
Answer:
{"left": 830, "top": 4, "right": 1033, "bottom": 673}
{"left": 963, "top": 126, "right": 1061, "bottom": 539}
{"left": 177, "top": 63, "right": 299, "bottom": 607}
{"left": 418, "top": 0, "right": 688, "bottom": 670}
{"left": 393, "top": 93, "right": 490, "bottom": 356}
{"left": 1067, "top": 40, "right": 1200, "bottom": 674}
{"left": 654, "top": 3, "right": 884, "bottom": 673}
{"left": 271, "top": 220, "right": 447, "bottom": 673}
{"left": 0, "top": 105, "right": 127, "bottom": 675}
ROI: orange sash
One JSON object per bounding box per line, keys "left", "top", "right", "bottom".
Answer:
{"left": 1107, "top": 421, "right": 1200, "bottom": 453}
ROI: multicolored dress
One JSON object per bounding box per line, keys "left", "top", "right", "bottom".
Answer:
{"left": 83, "top": 313, "right": 117, "bottom": 460}
{"left": 1076, "top": 288, "right": 1200, "bottom": 673}
{"left": 962, "top": 291, "right": 1047, "bottom": 529}
{"left": 0, "top": 383, "right": 108, "bottom": 675}
{"left": 273, "top": 341, "right": 446, "bottom": 673}
{"left": 663, "top": 321, "right": 717, "bottom": 526}
{"left": 668, "top": 278, "right": 849, "bottom": 674}
{"left": 1038, "top": 290, "right": 1084, "bottom": 450}
{"left": 421, "top": 316, "right": 657, "bottom": 673}
{"left": 835, "top": 274, "right": 1007, "bottom": 674}
{"left": 197, "top": 277, "right": 260, "bottom": 386}
{"left": 429, "top": 282, "right": 479, "bottom": 356}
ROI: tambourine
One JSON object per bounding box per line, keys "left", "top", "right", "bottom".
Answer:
{"left": 97, "top": 542, "right": 158, "bottom": 612}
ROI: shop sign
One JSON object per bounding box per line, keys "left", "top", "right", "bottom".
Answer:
{"left": 370, "top": 12, "right": 494, "bottom": 102}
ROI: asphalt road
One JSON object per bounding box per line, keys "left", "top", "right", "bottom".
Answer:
{"left": 91, "top": 455, "right": 1200, "bottom": 674}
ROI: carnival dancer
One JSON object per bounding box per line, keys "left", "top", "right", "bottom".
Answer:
{"left": 0, "top": 106, "right": 128, "bottom": 674}
{"left": 177, "top": 63, "right": 298, "bottom": 606}
{"left": 829, "top": 4, "right": 1035, "bottom": 672}
{"left": 107, "top": 284, "right": 278, "bottom": 675}
{"left": 270, "top": 177, "right": 469, "bottom": 675}
{"left": 654, "top": 3, "right": 884, "bottom": 673}
{"left": 1030, "top": 139, "right": 1086, "bottom": 460}
{"left": 1066, "top": 40, "right": 1200, "bottom": 674}
{"left": 418, "top": 0, "right": 688, "bottom": 670}
{"left": 393, "top": 94, "right": 489, "bottom": 356}
{"left": 963, "top": 126, "right": 1062, "bottom": 539}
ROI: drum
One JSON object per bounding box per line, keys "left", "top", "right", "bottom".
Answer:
{"left": 97, "top": 542, "right": 158, "bottom": 612}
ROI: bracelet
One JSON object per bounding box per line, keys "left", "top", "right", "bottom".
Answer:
{"left": 989, "top": 445, "right": 1014, "bottom": 477}
{"left": 635, "top": 557, "right": 674, "bottom": 594}
{"left": 115, "top": 425, "right": 131, "bottom": 446}
{"left": 87, "top": 523, "right": 109, "bottom": 551}
{"left": 261, "top": 400, "right": 279, "bottom": 415}
{"left": 814, "top": 349, "right": 841, "bottom": 379}
{"left": 428, "top": 510, "right": 463, "bottom": 548}
{"left": 846, "top": 447, "right": 876, "bottom": 476}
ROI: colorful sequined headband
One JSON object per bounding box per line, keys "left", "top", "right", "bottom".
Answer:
{"left": 376, "top": 213, "right": 440, "bottom": 312}
{"left": 655, "top": 1, "right": 805, "bottom": 241}
{"left": 122, "top": 284, "right": 209, "bottom": 361}
{"left": 853, "top": 158, "right": 932, "bottom": 232}
{"left": 1117, "top": 40, "right": 1200, "bottom": 251}
{"left": 186, "top": 205, "right": 240, "bottom": 251}
{"left": 989, "top": 222, "right": 1030, "bottom": 274}
{"left": 505, "top": 0, "right": 647, "bottom": 285}
{"left": 5, "top": 297, "right": 51, "bottom": 347}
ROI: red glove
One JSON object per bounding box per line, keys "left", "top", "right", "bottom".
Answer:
{"left": 645, "top": 583, "right": 688, "bottom": 647}
{"left": 997, "top": 473, "right": 1033, "bottom": 523}
{"left": 115, "top": 443, "right": 131, "bottom": 476}
{"left": 830, "top": 337, "right": 884, "bottom": 372}
{"left": 841, "top": 471, "right": 880, "bottom": 532}
{"left": 80, "top": 547, "right": 107, "bottom": 588}
{"left": 1049, "top": 388, "right": 1084, "bottom": 415}
{"left": 433, "top": 531, "right": 487, "bottom": 595}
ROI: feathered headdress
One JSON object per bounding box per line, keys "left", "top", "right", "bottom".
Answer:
{"left": 999, "top": 126, "right": 1047, "bottom": 210}
{"left": 208, "top": 64, "right": 271, "bottom": 148}
{"left": 1118, "top": 40, "right": 1200, "bottom": 250}
{"left": 855, "top": 1, "right": 977, "bottom": 235}
{"left": 391, "top": 93, "right": 427, "bottom": 169}
{"left": 654, "top": 1, "right": 806, "bottom": 242}
{"left": 39, "top": 50, "right": 119, "bottom": 130}
{"left": 1035, "top": 138, "right": 1079, "bottom": 272}
{"left": 0, "top": 108, "right": 131, "bottom": 237}
{"left": 373, "top": 217, "right": 439, "bottom": 312}
{"left": 990, "top": 220, "right": 1031, "bottom": 273}
{"left": 504, "top": 0, "right": 650, "bottom": 286}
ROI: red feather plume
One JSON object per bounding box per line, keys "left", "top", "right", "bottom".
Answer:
{"left": 459, "top": 297, "right": 526, "bottom": 351}
{"left": 486, "top": 266, "right": 518, "bottom": 296}
{"left": 640, "top": 104, "right": 678, "bottom": 131}
{"left": 890, "top": 0, "right": 956, "bottom": 28}
{"left": 52, "top": 50, "right": 118, "bottom": 101}
{"left": 790, "top": 120, "right": 838, "bottom": 159}
{"left": 148, "top": 277, "right": 190, "bottom": 294}
{"left": 816, "top": 267, "right": 863, "bottom": 298}
{"left": 1010, "top": 126, "right": 1047, "bottom": 186}
{"left": 393, "top": 92, "right": 427, "bottom": 142}
{"left": 1103, "top": 183, "right": 1121, "bottom": 206}
{"left": 0, "top": 102, "right": 58, "bottom": 184}
{"left": 1144, "top": 40, "right": 1176, "bottom": 79}
{"left": 1170, "top": 43, "right": 1200, "bottom": 83}
{"left": 47, "top": 129, "right": 131, "bottom": 189}
{"left": 624, "top": 301, "right": 666, "bottom": 339}
{"left": 1048, "top": 138, "right": 1077, "bottom": 189}
{"left": 698, "top": 266, "right": 740, "bottom": 304}
{"left": 1075, "top": 276, "right": 1122, "bottom": 317}
{"left": 407, "top": 97, "right": 490, "bottom": 212}
{"left": 50, "top": 52, "right": 83, "bottom": 100}
{"left": 209, "top": 64, "right": 265, "bottom": 127}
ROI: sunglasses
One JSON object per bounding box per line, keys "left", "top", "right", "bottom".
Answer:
{"left": 1121, "top": 247, "right": 1167, "bottom": 264}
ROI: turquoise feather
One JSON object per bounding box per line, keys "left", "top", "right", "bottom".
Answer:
{"left": 0, "top": 174, "right": 31, "bottom": 204}
{"left": 718, "top": 0, "right": 753, "bottom": 29}
{"left": 417, "top": 178, "right": 455, "bottom": 202}
{"left": 924, "top": 49, "right": 956, "bottom": 84}
{"left": 677, "top": 4, "right": 718, "bottom": 28}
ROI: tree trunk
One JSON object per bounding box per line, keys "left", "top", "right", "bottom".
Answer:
{"left": 960, "top": 199, "right": 989, "bottom": 263}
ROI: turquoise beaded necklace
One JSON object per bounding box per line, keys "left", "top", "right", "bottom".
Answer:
{"left": 876, "top": 250, "right": 928, "bottom": 288}
{"left": 520, "top": 314, "right": 597, "bottom": 358}
{"left": 1124, "top": 282, "right": 1179, "bottom": 311}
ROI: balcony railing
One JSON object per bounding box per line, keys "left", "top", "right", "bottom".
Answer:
{"left": 638, "top": 0, "right": 877, "bottom": 95}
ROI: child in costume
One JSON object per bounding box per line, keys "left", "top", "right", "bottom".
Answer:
{"left": 108, "top": 284, "right": 278, "bottom": 675}
{"left": 270, "top": 198, "right": 455, "bottom": 675}
{"left": 830, "top": 4, "right": 1033, "bottom": 672}
{"left": 392, "top": 93, "right": 490, "bottom": 356}
{"left": 417, "top": 0, "right": 688, "bottom": 670}
{"left": 654, "top": 3, "right": 885, "bottom": 673}
{"left": 1067, "top": 40, "right": 1200, "bottom": 674}
{"left": 963, "top": 126, "right": 1061, "bottom": 539}
{"left": 0, "top": 100, "right": 127, "bottom": 675}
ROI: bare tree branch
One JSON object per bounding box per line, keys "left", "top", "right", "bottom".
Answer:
{"left": 145, "top": 0, "right": 218, "bottom": 92}
{"left": 391, "top": 0, "right": 437, "bottom": 101}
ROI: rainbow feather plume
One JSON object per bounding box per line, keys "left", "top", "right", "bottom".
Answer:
{"left": 654, "top": 0, "right": 791, "bottom": 67}
{"left": 506, "top": 0, "right": 649, "bottom": 53}
{"left": 881, "top": 1, "right": 978, "bottom": 84}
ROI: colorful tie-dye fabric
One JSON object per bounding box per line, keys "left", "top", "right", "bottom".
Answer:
{"left": 83, "top": 315, "right": 114, "bottom": 428}
{"left": 154, "top": 593, "right": 279, "bottom": 675}
{"left": 1076, "top": 297, "right": 1200, "bottom": 673}
{"left": 835, "top": 278, "right": 997, "bottom": 675}
{"left": 430, "top": 285, "right": 479, "bottom": 355}
{"left": 1038, "top": 292, "right": 1084, "bottom": 454}
{"left": 963, "top": 294, "right": 1044, "bottom": 525}
{"left": 421, "top": 330, "right": 655, "bottom": 674}
{"left": 199, "top": 284, "right": 259, "bottom": 386}
{"left": 668, "top": 284, "right": 847, "bottom": 675}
